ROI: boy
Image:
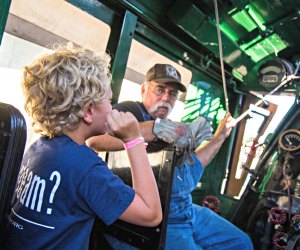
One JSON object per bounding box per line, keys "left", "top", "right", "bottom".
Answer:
{"left": 5, "top": 44, "right": 162, "bottom": 249}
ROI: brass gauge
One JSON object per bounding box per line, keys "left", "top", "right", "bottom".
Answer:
{"left": 278, "top": 129, "right": 300, "bottom": 152}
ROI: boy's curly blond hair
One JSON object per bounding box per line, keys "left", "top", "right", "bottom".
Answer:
{"left": 22, "top": 43, "right": 111, "bottom": 138}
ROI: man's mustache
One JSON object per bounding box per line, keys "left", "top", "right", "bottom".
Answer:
{"left": 148, "top": 101, "right": 173, "bottom": 115}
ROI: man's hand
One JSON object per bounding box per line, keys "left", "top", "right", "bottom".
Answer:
{"left": 189, "top": 116, "right": 213, "bottom": 148}
{"left": 152, "top": 116, "right": 214, "bottom": 163}
{"left": 178, "top": 117, "right": 213, "bottom": 166}
{"left": 214, "top": 113, "right": 236, "bottom": 142}
{"left": 193, "top": 113, "right": 236, "bottom": 167}
{"left": 152, "top": 118, "right": 193, "bottom": 151}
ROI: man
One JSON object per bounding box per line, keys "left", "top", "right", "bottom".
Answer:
{"left": 87, "top": 64, "right": 253, "bottom": 249}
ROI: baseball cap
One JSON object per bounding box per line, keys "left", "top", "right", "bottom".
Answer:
{"left": 146, "top": 64, "right": 187, "bottom": 92}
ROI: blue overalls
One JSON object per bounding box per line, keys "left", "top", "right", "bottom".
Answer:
{"left": 105, "top": 154, "right": 253, "bottom": 249}
{"left": 165, "top": 154, "right": 253, "bottom": 250}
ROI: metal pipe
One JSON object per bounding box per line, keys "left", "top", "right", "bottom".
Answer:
{"left": 235, "top": 75, "right": 300, "bottom": 124}
{"left": 213, "top": 0, "right": 230, "bottom": 113}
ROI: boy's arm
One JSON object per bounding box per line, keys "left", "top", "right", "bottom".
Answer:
{"left": 118, "top": 140, "right": 162, "bottom": 226}
{"left": 106, "top": 111, "right": 162, "bottom": 226}
{"left": 86, "top": 121, "right": 156, "bottom": 152}
{"left": 87, "top": 113, "right": 235, "bottom": 167}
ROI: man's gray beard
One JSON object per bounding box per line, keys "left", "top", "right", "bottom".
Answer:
{"left": 148, "top": 101, "right": 173, "bottom": 118}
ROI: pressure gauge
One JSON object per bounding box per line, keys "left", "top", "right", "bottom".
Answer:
{"left": 258, "top": 58, "right": 294, "bottom": 90}
{"left": 278, "top": 129, "right": 300, "bottom": 152}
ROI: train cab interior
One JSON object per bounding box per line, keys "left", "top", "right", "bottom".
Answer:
{"left": 0, "top": 0, "right": 300, "bottom": 249}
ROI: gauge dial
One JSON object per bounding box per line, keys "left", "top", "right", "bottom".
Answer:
{"left": 278, "top": 129, "right": 300, "bottom": 152}
{"left": 258, "top": 58, "right": 293, "bottom": 90}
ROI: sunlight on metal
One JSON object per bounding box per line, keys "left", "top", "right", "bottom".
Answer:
{"left": 219, "top": 23, "right": 239, "bottom": 42}
{"left": 240, "top": 35, "right": 262, "bottom": 50}
{"left": 228, "top": 7, "right": 237, "bottom": 15}
{"left": 244, "top": 34, "right": 288, "bottom": 62}
{"left": 247, "top": 5, "right": 266, "bottom": 31}
{"left": 219, "top": 12, "right": 287, "bottom": 63}
{"left": 221, "top": 4, "right": 288, "bottom": 64}
{"left": 232, "top": 10, "right": 257, "bottom": 32}
{"left": 182, "top": 84, "right": 225, "bottom": 129}
{"left": 232, "top": 69, "right": 243, "bottom": 81}
{"left": 225, "top": 5, "right": 287, "bottom": 62}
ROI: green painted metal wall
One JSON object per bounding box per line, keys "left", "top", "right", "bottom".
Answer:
{"left": 0, "top": 0, "right": 11, "bottom": 45}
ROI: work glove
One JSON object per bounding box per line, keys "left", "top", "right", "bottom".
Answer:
{"left": 153, "top": 117, "right": 213, "bottom": 166}
{"left": 189, "top": 116, "right": 214, "bottom": 147}
{"left": 152, "top": 118, "right": 193, "bottom": 151}
{"left": 177, "top": 117, "right": 213, "bottom": 166}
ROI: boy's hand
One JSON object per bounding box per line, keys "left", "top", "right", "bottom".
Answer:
{"left": 106, "top": 110, "right": 142, "bottom": 142}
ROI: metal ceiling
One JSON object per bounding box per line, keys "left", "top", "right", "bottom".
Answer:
{"left": 2, "top": 0, "right": 300, "bottom": 92}
{"left": 101, "top": 0, "right": 300, "bottom": 92}
{"left": 170, "top": 0, "right": 300, "bottom": 90}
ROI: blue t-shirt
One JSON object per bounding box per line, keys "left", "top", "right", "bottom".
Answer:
{"left": 6, "top": 135, "right": 135, "bottom": 250}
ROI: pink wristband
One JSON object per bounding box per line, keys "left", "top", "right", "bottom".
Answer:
{"left": 123, "top": 137, "right": 147, "bottom": 150}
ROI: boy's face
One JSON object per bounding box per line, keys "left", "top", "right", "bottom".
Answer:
{"left": 141, "top": 81, "right": 178, "bottom": 119}
{"left": 94, "top": 88, "right": 112, "bottom": 135}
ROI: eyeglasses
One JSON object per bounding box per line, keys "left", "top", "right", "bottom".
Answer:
{"left": 148, "top": 84, "right": 179, "bottom": 100}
